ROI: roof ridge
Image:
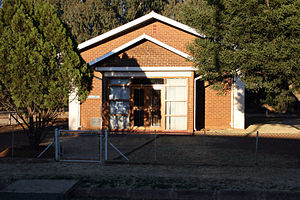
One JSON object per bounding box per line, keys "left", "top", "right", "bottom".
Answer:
{"left": 78, "top": 11, "right": 204, "bottom": 50}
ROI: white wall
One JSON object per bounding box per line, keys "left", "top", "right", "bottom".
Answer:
{"left": 68, "top": 91, "right": 80, "bottom": 130}
{"left": 231, "top": 76, "right": 245, "bottom": 129}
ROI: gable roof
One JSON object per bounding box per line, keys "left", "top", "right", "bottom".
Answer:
{"left": 78, "top": 11, "right": 204, "bottom": 50}
{"left": 88, "top": 34, "right": 192, "bottom": 66}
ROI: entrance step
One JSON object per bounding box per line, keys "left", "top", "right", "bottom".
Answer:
{"left": 0, "top": 179, "right": 78, "bottom": 200}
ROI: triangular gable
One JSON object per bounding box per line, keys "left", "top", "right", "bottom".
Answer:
{"left": 78, "top": 11, "right": 205, "bottom": 50}
{"left": 88, "top": 34, "right": 192, "bottom": 66}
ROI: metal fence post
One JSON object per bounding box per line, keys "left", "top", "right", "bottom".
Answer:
{"left": 55, "top": 128, "right": 59, "bottom": 161}
{"left": 202, "top": 129, "right": 206, "bottom": 162}
{"left": 105, "top": 129, "right": 108, "bottom": 161}
{"left": 9, "top": 112, "right": 14, "bottom": 160}
{"left": 154, "top": 130, "right": 157, "bottom": 162}
{"left": 255, "top": 131, "right": 259, "bottom": 165}
{"left": 99, "top": 131, "right": 102, "bottom": 163}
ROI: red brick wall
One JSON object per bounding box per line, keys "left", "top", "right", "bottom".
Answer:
{"left": 80, "top": 71, "right": 102, "bottom": 129}
{"left": 80, "top": 20, "right": 196, "bottom": 63}
{"left": 204, "top": 85, "right": 232, "bottom": 129}
{"left": 98, "top": 40, "right": 192, "bottom": 67}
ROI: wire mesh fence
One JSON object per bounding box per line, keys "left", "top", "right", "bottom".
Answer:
{"left": 56, "top": 129, "right": 103, "bottom": 162}
{"left": 53, "top": 128, "right": 300, "bottom": 167}
{"left": 104, "top": 131, "right": 300, "bottom": 168}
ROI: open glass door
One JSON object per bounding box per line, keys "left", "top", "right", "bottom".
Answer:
{"left": 132, "top": 86, "right": 162, "bottom": 128}
{"left": 150, "top": 88, "right": 161, "bottom": 127}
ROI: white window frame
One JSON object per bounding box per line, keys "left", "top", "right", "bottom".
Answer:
{"left": 165, "top": 78, "right": 188, "bottom": 130}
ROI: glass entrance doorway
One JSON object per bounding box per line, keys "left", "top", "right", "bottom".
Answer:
{"left": 132, "top": 86, "right": 162, "bottom": 128}
{"left": 108, "top": 77, "right": 187, "bottom": 131}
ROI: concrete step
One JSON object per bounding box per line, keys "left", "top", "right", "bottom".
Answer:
{"left": 0, "top": 179, "right": 78, "bottom": 200}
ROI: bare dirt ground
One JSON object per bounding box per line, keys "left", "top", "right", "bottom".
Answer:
{"left": 0, "top": 158, "right": 300, "bottom": 193}
{"left": 0, "top": 117, "right": 299, "bottom": 196}
{"left": 0, "top": 119, "right": 67, "bottom": 154}
{"left": 199, "top": 117, "right": 300, "bottom": 136}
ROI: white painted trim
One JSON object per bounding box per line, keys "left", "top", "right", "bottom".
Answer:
{"left": 68, "top": 89, "right": 80, "bottom": 130}
{"left": 78, "top": 11, "right": 204, "bottom": 50}
{"left": 230, "top": 79, "right": 234, "bottom": 128}
{"left": 88, "top": 34, "right": 192, "bottom": 66}
{"left": 96, "top": 66, "right": 196, "bottom": 72}
{"left": 87, "top": 95, "right": 101, "bottom": 99}
{"left": 78, "top": 101, "right": 81, "bottom": 129}
{"left": 231, "top": 76, "right": 245, "bottom": 129}
{"left": 104, "top": 71, "right": 192, "bottom": 77}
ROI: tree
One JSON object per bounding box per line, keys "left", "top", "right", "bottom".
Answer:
{"left": 181, "top": 0, "right": 300, "bottom": 112}
{"left": 46, "top": 0, "right": 121, "bottom": 44}
{"left": 121, "top": 0, "right": 169, "bottom": 23}
{"left": 0, "top": 0, "right": 93, "bottom": 148}
{"left": 45, "top": 0, "right": 182, "bottom": 43}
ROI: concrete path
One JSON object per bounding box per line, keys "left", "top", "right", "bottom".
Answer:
{"left": 0, "top": 179, "right": 77, "bottom": 200}
{"left": 196, "top": 117, "right": 300, "bottom": 138}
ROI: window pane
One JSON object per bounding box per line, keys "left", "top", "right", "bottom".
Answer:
{"left": 109, "top": 79, "right": 129, "bottom": 84}
{"left": 166, "top": 78, "right": 187, "bottom": 86}
{"left": 151, "top": 89, "right": 161, "bottom": 107}
{"left": 134, "top": 110, "right": 144, "bottom": 127}
{"left": 109, "top": 86, "right": 129, "bottom": 100}
{"left": 166, "top": 102, "right": 187, "bottom": 115}
{"left": 151, "top": 110, "right": 161, "bottom": 127}
{"left": 166, "top": 117, "right": 187, "bottom": 130}
{"left": 109, "top": 116, "right": 129, "bottom": 129}
{"left": 110, "top": 101, "right": 129, "bottom": 114}
{"left": 166, "top": 86, "right": 187, "bottom": 101}
{"left": 134, "top": 89, "right": 144, "bottom": 106}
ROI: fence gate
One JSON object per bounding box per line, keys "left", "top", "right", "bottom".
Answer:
{"left": 55, "top": 129, "right": 103, "bottom": 163}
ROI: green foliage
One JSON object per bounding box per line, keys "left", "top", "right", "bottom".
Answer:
{"left": 181, "top": 0, "right": 300, "bottom": 112}
{"left": 121, "top": 0, "right": 169, "bottom": 22}
{"left": 45, "top": 0, "right": 184, "bottom": 43}
{"left": 45, "top": 0, "right": 121, "bottom": 44}
{"left": 0, "top": 0, "right": 93, "bottom": 147}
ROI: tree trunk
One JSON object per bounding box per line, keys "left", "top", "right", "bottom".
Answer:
{"left": 28, "top": 116, "right": 41, "bottom": 150}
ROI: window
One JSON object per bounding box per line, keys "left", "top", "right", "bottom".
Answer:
{"left": 109, "top": 79, "right": 130, "bottom": 129}
{"left": 109, "top": 86, "right": 130, "bottom": 100}
{"left": 110, "top": 116, "right": 129, "bottom": 130}
{"left": 151, "top": 89, "right": 161, "bottom": 107}
{"left": 109, "top": 101, "right": 129, "bottom": 114}
{"left": 150, "top": 89, "right": 161, "bottom": 127}
{"left": 109, "top": 79, "right": 130, "bottom": 85}
{"left": 151, "top": 110, "right": 161, "bottom": 127}
{"left": 166, "top": 116, "right": 187, "bottom": 130}
{"left": 165, "top": 78, "right": 187, "bottom": 130}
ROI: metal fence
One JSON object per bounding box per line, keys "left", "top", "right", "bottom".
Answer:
{"left": 102, "top": 131, "right": 300, "bottom": 168}
{"left": 55, "top": 129, "right": 103, "bottom": 163}
{"left": 53, "top": 129, "right": 300, "bottom": 167}
{"left": 0, "top": 111, "right": 68, "bottom": 126}
{"left": 0, "top": 111, "right": 18, "bottom": 126}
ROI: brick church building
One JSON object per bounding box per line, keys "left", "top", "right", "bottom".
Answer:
{"left": 69, "top": 11, "right": 245, "bottom": 134}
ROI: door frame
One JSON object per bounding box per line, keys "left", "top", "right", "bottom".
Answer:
{"left": 130, "top": 85, "right": 165, "bottom": 130}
